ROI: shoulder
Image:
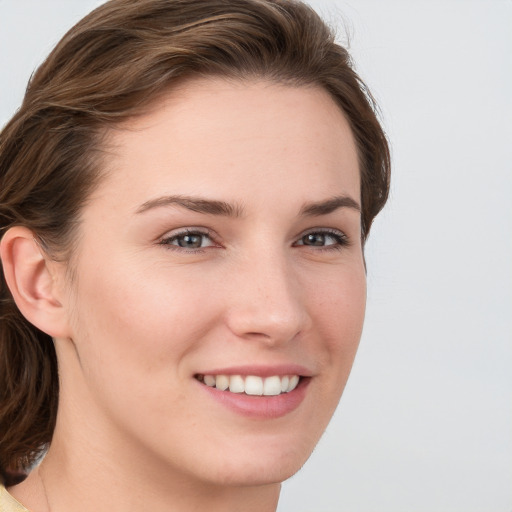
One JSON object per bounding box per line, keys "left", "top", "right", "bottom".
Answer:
{"left": 0, "top": 485, "right": 30, "bottom": 512}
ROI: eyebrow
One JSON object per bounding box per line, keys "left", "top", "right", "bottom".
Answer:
{"left": 135, "top": 194, "right": 360, "bottom": 217}
{"left": 300, "top": 195, "right": 361, "bottom": 216}
{"left": 135, "top": 195, "right": 244, "bottom": 217}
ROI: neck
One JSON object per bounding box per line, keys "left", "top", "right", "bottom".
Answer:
{"left": 8, "top": 386, "right": 281, "bottom": 512}
{"left": 33, "top": 422, "right": 281, "bottom": 512}
{"left": 10, "top": 443, "right": 280, "bottom": 512}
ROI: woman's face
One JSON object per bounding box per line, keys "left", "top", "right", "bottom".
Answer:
{"left": 56, "top": 79, "right": 366, "bottom": 486}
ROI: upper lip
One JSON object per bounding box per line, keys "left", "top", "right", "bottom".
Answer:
{"left": 195, "top": 364, "right": 313, "bottom": 378}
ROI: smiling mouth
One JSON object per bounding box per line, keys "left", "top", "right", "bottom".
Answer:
{"left": 195, "top": 374, "right": 301, "bottom": 396}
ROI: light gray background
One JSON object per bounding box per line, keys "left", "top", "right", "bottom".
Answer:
{"left": 1, "top": 1, "right": 511, "bottom": 511}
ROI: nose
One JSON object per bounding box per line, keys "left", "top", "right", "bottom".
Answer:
{"left": 224, "top": 251, "right": 311, "bottom": 346}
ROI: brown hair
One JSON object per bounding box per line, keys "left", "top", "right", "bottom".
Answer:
{"left": 0, "top": 0, "right": 390, "bottom": 482}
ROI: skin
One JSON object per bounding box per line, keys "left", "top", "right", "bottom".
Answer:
{"left": 5, "top": 79, "right": 366, "bottom": 512}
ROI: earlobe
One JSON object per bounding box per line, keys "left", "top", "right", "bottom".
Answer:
{"left": 0, "top": 226, "right": 70, "bottom": 338}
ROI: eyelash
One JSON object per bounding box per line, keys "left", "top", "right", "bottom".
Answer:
{"left": 158, "top": 228, "right": 350, "bottom": 253}
{"left": 158, "top": 228, "right": 217, "bottom": 252}
{"left": 293, "top": 228, "right": 350, "bottom": 251}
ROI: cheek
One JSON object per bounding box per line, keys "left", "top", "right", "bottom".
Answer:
{"left": 65, "top": 258, "right": 223, "bottom": 441}
{"left": 69, "top": 257, "right": 219, "bottom": 377}
{"left": 305, "top": 262, "right": 366, "bottom": 373}
{"left": 310, "top": 260, "right": 366, "bottom": 327}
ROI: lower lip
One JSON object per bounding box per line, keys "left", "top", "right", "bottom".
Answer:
{"left": 197, "top": 378, "right": 310, "bottom": 419}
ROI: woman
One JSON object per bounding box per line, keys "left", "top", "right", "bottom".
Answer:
{"left": 0, "top": 0, "right": 390, "bottom": 510}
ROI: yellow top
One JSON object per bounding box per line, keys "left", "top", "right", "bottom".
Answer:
{"left": 0, "top": 485, "right": 30, "bottom": 512}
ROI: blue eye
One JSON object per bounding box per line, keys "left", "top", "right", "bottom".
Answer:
{"left": 295, "top": 230, "right": 348, "bottom": 249}
{"left": 160, "top": 230, "right": 215, "bottom": 250}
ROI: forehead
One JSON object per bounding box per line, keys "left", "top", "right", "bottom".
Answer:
{"left": 95, "top": 79, "right": 360, "bottom": 212}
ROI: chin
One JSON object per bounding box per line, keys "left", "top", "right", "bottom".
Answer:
{"left": 206, "top": 452, "right": 312, "bottom": 487}
{"left": 196, "top": 432, "right": 320, "bottom": 487}
{"left": 144, "top": 425, "right": 319, "bottom": 489}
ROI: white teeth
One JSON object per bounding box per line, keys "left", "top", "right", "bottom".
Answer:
{"left": 263, "top": 376, "right": 282, "bottom": 396}
{"left": 229, "top": 375, "right": 245, "bottom": 393}
{"left": 198, "top": 374, "right": 301, "bottom": 395}
{"left": 204, "top": 375, "right": 216, "bottom": 387}
{"left": 216, "top": 374, "right": 229, "bottom": 391}
{"left": 287, "top": 375, "right": 299, "bottom": 392}
{"left": 245, "top": 375, "right": 263, "bottom": 396}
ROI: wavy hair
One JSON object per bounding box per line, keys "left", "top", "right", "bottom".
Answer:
{"left": 0, "top": 0, "right": 390, "bottom": 483}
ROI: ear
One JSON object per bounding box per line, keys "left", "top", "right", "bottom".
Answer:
{"left": 0, "top": 226, "right": 71, "bottom": 338}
